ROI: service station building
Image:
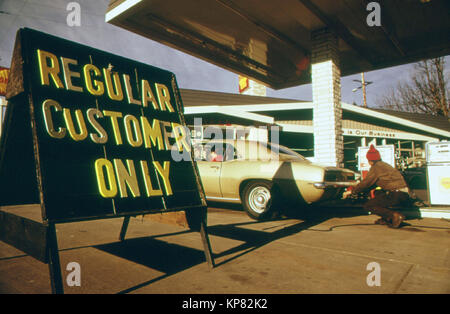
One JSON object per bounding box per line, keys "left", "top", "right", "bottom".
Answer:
{"left": 179, "top": 88, "right": 450, "bottom": 171}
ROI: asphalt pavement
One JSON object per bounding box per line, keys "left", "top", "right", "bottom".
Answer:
{"left": 0, "top": 204, "right": 449, "bottom": 295}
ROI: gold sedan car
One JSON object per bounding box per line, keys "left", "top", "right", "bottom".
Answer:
{"left": 194, "top": 139, "right": 357, "bottom": 220}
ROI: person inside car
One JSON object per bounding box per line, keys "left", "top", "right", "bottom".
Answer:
{"left": 344, "top": 145, "right": 410, "bottom": 228}
{"left": 209, "top": 145, "right": 223, "bottom": 162}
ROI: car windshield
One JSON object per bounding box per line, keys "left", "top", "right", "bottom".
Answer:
{"left": 194, "top": 141, "right": 309, "bottom": 162}
{"left": 266, "top": 142, "right": 309, "bottom": 162}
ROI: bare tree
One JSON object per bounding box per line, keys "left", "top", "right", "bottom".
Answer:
{"left": 377, "top": 57, "right": 449, "bottom": 118}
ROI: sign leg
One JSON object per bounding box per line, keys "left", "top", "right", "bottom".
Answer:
{"left": 47, "top": 223, "right": 64, "bottom": 294}
{"left": 199, "top": 218, "right": 215, "bottom": 269}
{"left": 119, "top": 216, "right": 130, "bottom": 241}
{"left": 185, "top": 207, "right": 215, "bottom": 268}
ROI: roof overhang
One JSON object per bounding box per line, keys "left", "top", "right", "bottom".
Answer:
{"left": 341, "top": 103, "right": 450, "bottom": 139}
{"left": 184, "top": 100, "right": 450, "bottom": 139}
{"left": 106, "top": 0, "right": 450, "bottom": 89}
{"left": 212, "top": 102, "right": 314, "bottom": 112}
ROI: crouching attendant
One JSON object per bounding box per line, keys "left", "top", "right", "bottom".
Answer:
{"left": 344, "top": 145, "right": 410, "bottom": 228}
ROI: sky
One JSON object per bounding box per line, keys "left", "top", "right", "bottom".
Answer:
{"left": 0, "top": 0, "right": 447, "bottom": 107}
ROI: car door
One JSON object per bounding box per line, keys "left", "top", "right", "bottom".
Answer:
{"left": 194, "top": 143, "right": 223, "bottom": 198}
{"left": 219, "top": 143, "right": 244, "bottom": 200}
{"left": 219, "top": 141, "right": 282, "bottom": 200}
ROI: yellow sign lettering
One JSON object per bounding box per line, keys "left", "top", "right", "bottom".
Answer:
{"left": 60, "top": 57, "right": 83, "bottom": 92}
{"left": 113, "top": 159, "right": 141, "bottom": 198}
{"left": 123, "top": 74, "right": 141, "bottom": 105}
{"left": 103, "top": 68, "right": 124, "bottom": 101}
{"left": 103, "top": 110, "right": 124, "bottom": 145}
{"left": 95, "top": 158, "right": 118, "bottom": 198}
{"left": 87, "top": 108, "right": 108, "bottom": 144}
{"left": 155, "top": 83, "right": 174, "bottom": 112}
{"left": 141, "top": 79, "right": 159, "bottom": 109}
{"left": 124, "top": 114, "right": 143, "bottom": 147}
{"left": 83, "top": 64, "right": 104, "bottom": 96}
{"left": 63, "top": 108, "right": 88, "bottom": 141}
{"left": 140, "top": 160, "right": 163, "bottom": 197}
{"left": 42, "top": 99, "right": 66, "bottom": 139}
{"left": 172, "top": 122, "right": 191, "bottom": 152}
{"left": 140, "top": 116, "right": 164, "bottom": 150}
{"left": 37, "top": 49, "right": 64, "bottom": 89}
{"left": 153, "top": 161, "right": 172, "bottom": 196}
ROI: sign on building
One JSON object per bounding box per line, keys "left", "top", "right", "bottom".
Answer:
{"left": 0, "top": 67, "right": 8, "bottom": 96}
{"left": 238, "top": 75, "right": 266, "bottom": 96}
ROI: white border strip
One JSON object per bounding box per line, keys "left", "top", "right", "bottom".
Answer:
{"left": 218, "top": 108, "right": 274, "bottom": 124}
{"left": 342, "top": 102, "right": 450, "bottom": 138}
{"left": 184, "top": 106, "right": 274, "bottom": 124}
{"left": 184, "top": 106, "right": 221, "bottom": 114}
{"left": 276, "top": 122, "right": 313, "bottom": 133}
{"left": 105, "top": 0, "right": 143, "bottom": 22}
{"left": 419, "top": 208, "right": 450, "bottom": 219}
{"left": 228, "top": 102, "right": 313, "bottom": 112}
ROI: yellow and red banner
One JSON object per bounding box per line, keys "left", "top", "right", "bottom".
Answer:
{"left": 0, "top": 67, "right": 9, "bottom": 96}
{"left": 238, "top": 75, "right": 249, "bottom": 94}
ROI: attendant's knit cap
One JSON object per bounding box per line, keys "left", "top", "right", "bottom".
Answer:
{"left": 366, "top": 145, "right": 381, "bottom": 161}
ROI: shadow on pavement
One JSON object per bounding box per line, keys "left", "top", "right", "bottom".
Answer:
{"left": 208, "top": 216, "right": 329, "bottom": 267}
{"left": 93, "top": 200, "right": 423, "bottom": 294}
{"left": 93, "top": 204, "right": 349, "bottom": 293}
{"left": 95, "top": 236, "right": 204, "bottom": 294}
{"left": 207, "top": 203, "right": 373, "bottom": 266}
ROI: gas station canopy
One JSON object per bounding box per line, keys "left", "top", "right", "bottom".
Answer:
{"left": 106, "top": 0, "right": 450, "bottom": 89}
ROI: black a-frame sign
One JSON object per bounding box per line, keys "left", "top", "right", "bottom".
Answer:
{"left": 0, "top": 28, "right": 214, "bottom": 293}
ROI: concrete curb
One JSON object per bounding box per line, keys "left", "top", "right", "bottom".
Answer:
{"left": 315, "top": 204, "right": 450, "bottom": 220}
{"left": 419, "top": 207, "right": 450, "bottom": 219}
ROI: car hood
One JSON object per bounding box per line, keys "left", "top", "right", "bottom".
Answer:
{"left": 289, "top": 159, "right": 357, "bottom": 179}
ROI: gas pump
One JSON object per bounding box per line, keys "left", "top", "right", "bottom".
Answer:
{"left": 426, "top": 142, "right": 450, "bottom": 205}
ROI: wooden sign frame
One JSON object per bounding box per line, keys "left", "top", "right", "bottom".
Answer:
{"left": 0, "top": 28, "right": 214, "bottom": 294}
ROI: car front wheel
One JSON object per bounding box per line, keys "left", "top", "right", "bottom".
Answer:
{"left": 242, "top": 181, "right": 277, "bottom": 220}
